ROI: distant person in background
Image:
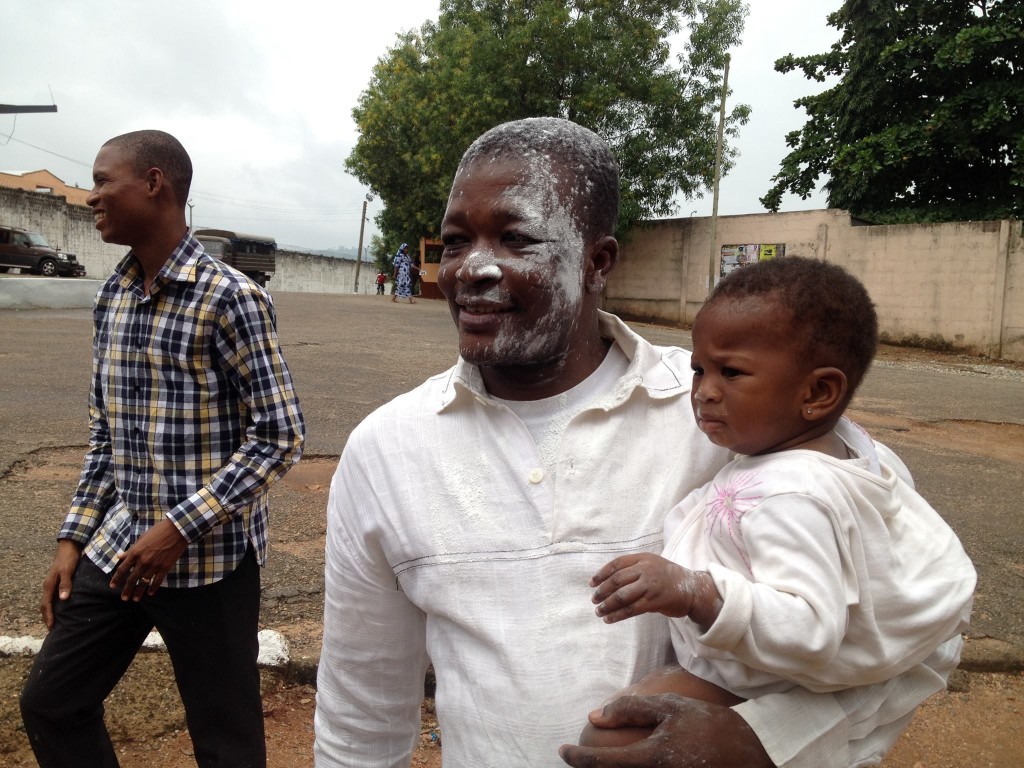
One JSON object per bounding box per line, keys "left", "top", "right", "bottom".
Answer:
{"left": 410, "top": 248, "right": 422, "bottom": 296}
{"left": 392, "top": 242, "right": 415, "bottom": 304}
{"left": 376, "top": 270, "right": 387, "bottom": 295}
{"left": 20, "top": 129, "right": 305, "bottom": 768}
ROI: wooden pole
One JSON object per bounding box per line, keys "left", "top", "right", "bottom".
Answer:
{"left": 708, "top": 54, "right": 730, "bottom": 296}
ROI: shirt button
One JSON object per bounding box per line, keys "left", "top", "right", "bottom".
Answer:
{"left": 528, "top": 468, "right": 544, "bottom": 484}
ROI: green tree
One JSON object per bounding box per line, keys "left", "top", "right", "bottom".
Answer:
{"left": 762, "top": 0, "right": 1023, "bottom": 223}
{"left": 370, "top": 233, "right": 393, "bottom": 275}
{"left": 346, "top": 0, "right": 750, "bottom": 244}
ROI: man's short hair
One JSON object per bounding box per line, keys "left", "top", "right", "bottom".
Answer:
{"left": 104, "top": 130, "right": 193, "bottom": 207}
{"left": 457, "top": 117, "right": 619, "bottom": 241}
{"left": 708, "top": 256, "right": 879, "bottom": 396}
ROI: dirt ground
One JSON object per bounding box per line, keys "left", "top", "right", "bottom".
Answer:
{"left": 1, "top": 342, "right": 1023, "bottom": 767}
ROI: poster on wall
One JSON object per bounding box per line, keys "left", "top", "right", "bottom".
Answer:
{"left": 719, "top": 243, "right": 786, "bottom": 280}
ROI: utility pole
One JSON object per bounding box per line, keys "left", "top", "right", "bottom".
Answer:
{"left": 186, "top": 199, "right": 194, "bottom": 232}
{"left": 353, "top": 194, "right": 371, "bottom": 293}
{"left": 708, "top": 53, "right": 730, "bottom": 296}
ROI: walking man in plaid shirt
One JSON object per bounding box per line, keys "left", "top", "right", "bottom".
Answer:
{"left": 20, "top": 130, "right": 305, "bottom": 768}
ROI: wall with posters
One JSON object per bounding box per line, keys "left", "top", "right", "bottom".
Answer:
{"left": 606, "top": 210, "right": 1023, "bottom": 361}
{"left": 718, "top": 242, "right": 786, "bottom": 278}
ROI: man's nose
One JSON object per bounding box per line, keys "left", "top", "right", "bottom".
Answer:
{"left": 456, "top": 250, "right": 501, "bottom": 283}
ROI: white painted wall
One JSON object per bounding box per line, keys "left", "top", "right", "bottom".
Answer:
{"left": 607, "top": 211, "right": 1023, "bottom": 361}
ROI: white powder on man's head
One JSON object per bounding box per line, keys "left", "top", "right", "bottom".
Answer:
{"left": 456, "top": 117, "right": 619, "bottom": 241}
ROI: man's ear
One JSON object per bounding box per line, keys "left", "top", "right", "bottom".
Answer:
{"left": 144, "top": 167, "right": 166, "bottom": 199}
{"left": 803, "top": 367, "right": 848, "bottom": 421}
{"left": 585, "top": 235, "right": 619, "bottom": 295}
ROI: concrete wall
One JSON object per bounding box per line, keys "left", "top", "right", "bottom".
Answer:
{"left": 607, "top": 210, "right": 1024, "bottom": 361}
{"left": 272, "top": 250, "right": 379, "bottom": 296}
{"left": 0, "top": 187, "right": 380, "bottom": 296}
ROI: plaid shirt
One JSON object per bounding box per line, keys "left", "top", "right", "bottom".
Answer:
{"left": 60, "top": 233, "right": 304, "bottom": 587}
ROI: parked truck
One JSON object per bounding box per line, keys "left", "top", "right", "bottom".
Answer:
{"left": 193, "top": 228, "right": 276, "bottom": 287}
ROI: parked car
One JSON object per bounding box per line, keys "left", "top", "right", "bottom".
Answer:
{"left": 0, "top": 225, "right": 86, "bottom": 277}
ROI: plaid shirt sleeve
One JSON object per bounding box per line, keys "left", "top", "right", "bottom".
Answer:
{"left": 165, "top": 286, "right": 304, "bottom": 543}
{"left": 60, "top": 299, "right": 121, "bottom": 545}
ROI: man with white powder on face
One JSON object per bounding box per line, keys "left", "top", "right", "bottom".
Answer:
{"left": 314, "top": 118, "right": 956, "bottom": 768}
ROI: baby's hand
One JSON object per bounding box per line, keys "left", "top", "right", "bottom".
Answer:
{"left": 590, "top": 553, "right": 696, "bottom": 623}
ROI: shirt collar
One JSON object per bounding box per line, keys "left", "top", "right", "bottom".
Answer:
{"left": 115, "top": 232, "right": 202, "bottom": 298}
{"left": 436, "top": 310, "right": 689, "bottom": 413}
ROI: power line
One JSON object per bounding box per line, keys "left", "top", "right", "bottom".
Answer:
{"left": 0, "top": 132, "right": 91, "bottom": 167}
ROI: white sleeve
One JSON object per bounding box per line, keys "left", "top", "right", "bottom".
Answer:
{"left": 698, "top": 493, "right": 855, "bottom": 685}
{"left": 734, "top": 635, "right": 962, "bottom": 768}
{"left": 314, "top": 433, "right": 430, "bottom": 767}
{"left": 699, "top": 487, "right": 969, "bottom": 690}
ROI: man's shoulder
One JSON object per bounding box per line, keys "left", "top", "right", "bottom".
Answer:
{"left": 192, "top": 251, "right": 263, "bottom": 292}
{"left": 174, "top": 253, "right": 271, "bottom": 318}
{"left": 341, "top": 368, "right": 455, "bottom": 466}
{"left": 352, "top": 366, "right": 456, "bottom": 431}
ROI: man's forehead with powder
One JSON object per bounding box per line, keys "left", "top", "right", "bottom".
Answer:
{"left": 452, "top": 117, "right": 619, "bottom": 240}
{"left": 450, "top": 150, "right": 585, "bottom": 242}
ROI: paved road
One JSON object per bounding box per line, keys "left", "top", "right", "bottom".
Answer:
{"left": 1, "top": 291, "right": 1022, "bottom": 664}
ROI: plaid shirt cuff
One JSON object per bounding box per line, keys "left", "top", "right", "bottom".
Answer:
{"left": 168, "top": 486, "right": 233, "bottom": 543}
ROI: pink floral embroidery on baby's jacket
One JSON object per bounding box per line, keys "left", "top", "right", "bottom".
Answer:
{"left": 705, "top": 470, "right": 763, "bottom": 575}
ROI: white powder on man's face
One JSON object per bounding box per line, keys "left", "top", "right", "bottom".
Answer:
{"left": 477, "top": 264, "right": 502, "bottom": 281}
{"left": 483, "top": 152, "right": 587, "bottom": 365}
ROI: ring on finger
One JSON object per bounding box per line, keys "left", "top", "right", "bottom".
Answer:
{"left": 139, "top": 577, "right": 152, "bottom": 585}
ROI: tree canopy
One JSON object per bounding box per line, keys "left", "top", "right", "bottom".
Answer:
{"left": 762, "top": 0, "right": 1023, "bottom": 223}
{"left": 346, "top": 0, "right": 749, "bottom": 249}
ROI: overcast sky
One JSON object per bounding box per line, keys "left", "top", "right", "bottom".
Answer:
{"left": 4, "top": 0, "right": 841, "bottom": 252}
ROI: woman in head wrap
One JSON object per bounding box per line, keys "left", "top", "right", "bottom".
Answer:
{"left": 392, "top": 242, "right": 415, "bottom": 304}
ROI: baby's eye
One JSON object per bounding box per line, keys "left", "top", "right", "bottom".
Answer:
{"left": 722, "top": 367, "right": 744, "bottom": 379}
{"left": 690, "top": 364, "right": 704, "bottom": 376}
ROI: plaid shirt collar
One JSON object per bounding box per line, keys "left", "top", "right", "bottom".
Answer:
{"left": 115, "top": 231, "right": 202, "bottom": 299}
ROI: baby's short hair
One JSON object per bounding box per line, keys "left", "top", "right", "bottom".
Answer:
{"left": 457, "top": 117, "right": 619, "bottom": 241}
{"left": 104, "top": 130, "right": 193, "bottom": 207}
{"left": 709, "top": 257, "right": 879, "bottom": 396}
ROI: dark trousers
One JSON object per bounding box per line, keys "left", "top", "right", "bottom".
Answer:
{"left": 20, "top": 549, "right": 265, "bottom": 768}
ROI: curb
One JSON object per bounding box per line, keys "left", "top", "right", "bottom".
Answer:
{"left": 957, "top": 636, "right": 1024, "bottom": 674}
{"left": 0, "top": 629, "right": 291, "bottom": 670}
{"left": 4, "top": 633, "right": 1022, "bottom": 683}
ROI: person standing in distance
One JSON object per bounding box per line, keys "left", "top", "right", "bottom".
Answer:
{"left": 392, "top": 242, "right": 416, "bottom": 303}
{"left": 20, "top": 129, "right": 305, "bottom": 768}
